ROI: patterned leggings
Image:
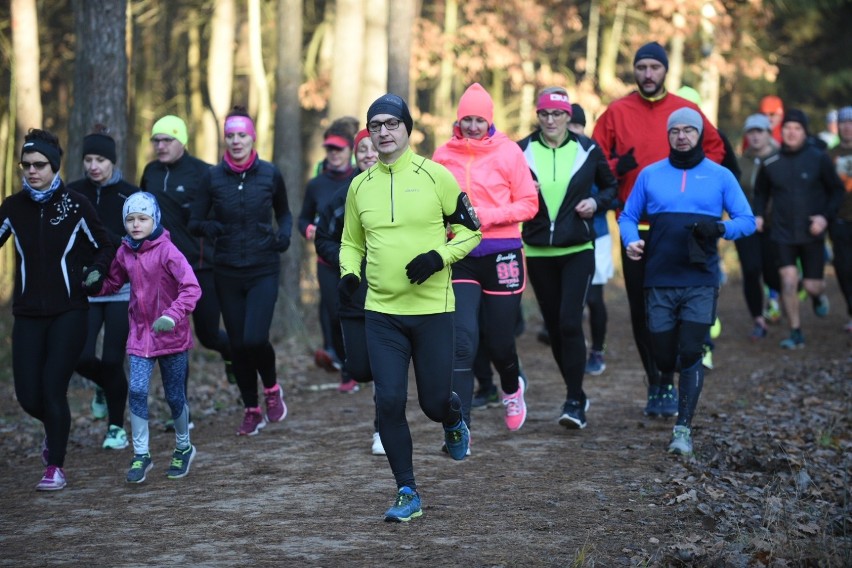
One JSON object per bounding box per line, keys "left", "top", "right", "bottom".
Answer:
{"left": 128, "top": 352, "right": 190, "bottom": 454}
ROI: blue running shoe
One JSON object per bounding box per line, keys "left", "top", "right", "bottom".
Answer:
{"left": 780, "top": 329, "right": 805, "bottom": 350}
{"left": 812, "top": 294, "right": 829, "bottom": 318}
{"left": 443, "top": 420, "right": 470, "bottom": 461}
{"left": 126, "top": 453, "right": 153, "bottom": 484}
{"left": 644, "top": 385, "right": 662, "bottom": 417}
{"left": 585, "top": 350, "right": 606, "bottom": 376}
{"left": 384, "top": 487, "right": 422, "bottom": 522}
{"left": 658, "top": 385, "right": 679, "bottom": 418}
{"left": 558, "top": 398, "right": 589, "bottom": 429}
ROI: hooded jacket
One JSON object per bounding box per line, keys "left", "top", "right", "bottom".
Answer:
{"left": 0, "top": 184, "right": 114, "bottom": 317}
{"left": 432, "top": 87, "right": 537, "bottom": 243}
{"left": 517, "top": 130, "right": 618, "bottom": 249}
{"left": 98, "top": 228, "right": 200, "bottom": 357}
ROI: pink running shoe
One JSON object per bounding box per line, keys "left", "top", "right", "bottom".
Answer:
{"left": 502, "top": 376, "right": 527, "bottom": 431}
{"left": 36, "top": 465, "right": 66, "bottom": 491}
{"left": 237, "top": 407, "right": 267, "bottom": 436}
{"left": 337, "top": 378, "right": 360, "bottom": 393}
{"left": 264, "top": 385, "right": 288, "bottom": 423}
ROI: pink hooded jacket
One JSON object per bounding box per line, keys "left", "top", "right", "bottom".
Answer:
{"left": 99, "top": 229, "right": 200, "bottom": 358}
{"left": 432, "top": 83, "right": 538, "bottom": 239}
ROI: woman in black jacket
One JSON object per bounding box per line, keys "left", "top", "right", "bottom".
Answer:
{"left": 67, "top": 126, "right": 137, "bottom": 451}
{"left": 189, "top": 107, "right": 292, "bottom": 437}
{"left": 518, "top": 88, "right": 617, "bottom": 430}
{"left": 0, "top": 129, "right": 114, "bottom": 490}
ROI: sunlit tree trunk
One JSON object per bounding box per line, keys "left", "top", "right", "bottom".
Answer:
{"left": 585, "top": 0, "right": 600, "bottom": 85}
{"left": 248, "top": 0, "right": 272, "bottom": 158}
{"left": 361, "top": 0, "right": 388, "bottom": 115}
{"left": 597, "top": 0, "right": 626, "bottom": 96}
{"left": 329, "top": 0, "right": 365, "bottom": 119}
{"left": 68, "top": 0, "right": 128, "bottom": 183}
{"left": 518, "top": 37, "right": 536, "bottom": 136}
{"left": 434, "top": 0, "right": 458, "bottom": 142}
{"left": 11, "top": 0, "right": 42, "bottom": 148}
{"left": 387, "top": 0, "right": 416, "bottom": 103}
{"left": 275, "top": 0, "right": 305, "bottom": 336}
{"left": 666, "top": 10, "right": 686, "bottom": 94}
{"left": 203, "top": 0, "right": 236, "bottom": 164}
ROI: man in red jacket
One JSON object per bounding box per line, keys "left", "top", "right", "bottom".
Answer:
{"left": 592, "top": 41, "right": 725, "bottom": 418}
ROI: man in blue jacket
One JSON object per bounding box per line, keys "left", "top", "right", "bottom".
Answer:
{"left": 619, "top": 108, "right": 755, "bottom": 456}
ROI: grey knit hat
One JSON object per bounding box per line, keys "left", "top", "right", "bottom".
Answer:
{"left": 667, "top": 107, "right": 703, "bottom": 136}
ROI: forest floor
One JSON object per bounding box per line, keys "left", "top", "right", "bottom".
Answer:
{"left": 0, "top": 273, "right": 849, "bottom": 567}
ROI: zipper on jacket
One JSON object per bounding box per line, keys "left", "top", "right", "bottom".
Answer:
{"left": 163, "top": 167, "right": 170, "bottom": 192}
{"left": 239, "top": 172, "right": 246, "bottom": 257}
{"left": 549, "top": 220, "right": 555, "bottom": 246}
{"left": 389, "top": 166, "right": 395, "bottom": 223}
{"left": 680, "top": 170, "right": 687, "bottom": 192}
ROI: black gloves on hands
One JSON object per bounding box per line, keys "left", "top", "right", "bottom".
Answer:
{"left": 274, "top": 235, "right": 290, "bottom": 252}
{"left": 615, "top": 148, "right": 638, "bottom": 176}
{"left": 405, "top": 250, "right": 443, "bottom": 285}
{"left": 338, "top": 273, "right": 360, "bottom": 306}
{"left": 82, "top": 266, "right": 104, "bottom": 295}
{"left": 685, "top": 221, "right": 724, "bottom": 264}
{"left": 691, "top": 221, "right": 725, "bottom": 240}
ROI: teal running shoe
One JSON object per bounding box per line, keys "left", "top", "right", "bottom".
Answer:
{"left": 384, "top": 487, "right": 422, "bottom": 522}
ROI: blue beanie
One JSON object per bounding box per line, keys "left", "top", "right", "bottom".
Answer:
{"left": 367, "top": 94, "right": 413, "bottom": 135}
{"left": 634, "top": 42, "right": 669, "bottom": 70}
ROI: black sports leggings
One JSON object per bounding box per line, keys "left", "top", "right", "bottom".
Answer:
{"left": 341, "top": 314, "right": 379, "bottom": 432}
{"left": 365, "top": 311, "right": 460, "bottom": 491}
{"left": 586, "top": 284, "right": 607, "bottom": 352}
{"left": 13, "top": 310, "right": 88, "bottom": 468}
{"left": 527, "top": 249, "right": 594, "bottom": 403}
{"left": 453, "top": 283, "right": 522, "bottom": 426}
{"left": 76, "top": 301, "right": 129, "bottom": 427}
{"left": 215, "top": 270, "right": 280, "bottom": 408}
{"left": 620, "top": 231, "right": 661, "bottom": 385}
{"left": 192, "top": 269, "right": 233, "bottom": 359}
{"left": 317, "top": 261, "right": 345, "bottom": 359}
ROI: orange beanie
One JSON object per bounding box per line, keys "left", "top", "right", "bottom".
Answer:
{"left": 457, "top": 83, "right": 494, "bottom": 125}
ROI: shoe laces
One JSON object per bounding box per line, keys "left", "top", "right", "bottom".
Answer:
{"left": 503, "top": 391, "right": 522, "bottom": 416}
{"left": 43, "top": 465, "right": 59, "bottom": 479}
{"left": 170, "top": 456, "right": 185, "bottom": 469}
{"left": 130, "top": 456, "right": 148, "bottom": 469}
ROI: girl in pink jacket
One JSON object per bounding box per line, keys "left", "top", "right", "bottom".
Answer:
{"left": 433, "top": 83, "right": 539, "bottom": 435}
{"left": 87, "top": 192, "right": 201, "bottom": 483}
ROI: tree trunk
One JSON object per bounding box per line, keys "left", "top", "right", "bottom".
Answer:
{"left": 387, "top": 0, "right": 416, "bottom": 102}
{"left": 434, "top": 0, "right": 458, "bottom": 142}
{"left": 585, "top": 0, "right": 600, "bottom": 85}
{"left": 666, "top": 11, "right": 686, "bottom": 95}
{"left": 274, "top": 0, "right": 306, "bottom": 338}
{"left": 360, "top": 0, "right": 388, "bottom": 114}
{"left": 597, "top": 0, "right": 626, "bottom": 96}
{"left": 329, "top": 0, "right": 365, "bottom": 119}
{"left": 11, "top": 0, "right": 43, "bottom": 150}
{"left": 248, "top": 0, "right": 272, "bottom": 159}
{"left": 68, "top": 0, "right": 128, "bottom": 183}
{"left": 202, "top": 0, "right": 236, "bottom": 164}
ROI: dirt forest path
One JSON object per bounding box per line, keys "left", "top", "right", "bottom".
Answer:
{"left": 0, "top": 275, "right": 849, "bottom": 567}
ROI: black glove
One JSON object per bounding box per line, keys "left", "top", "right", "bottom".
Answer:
{"left": 338, "top": 273, "right": 360, "bottom": 306}
{"left": 203, "top": 221, "right": 225, "bottom": 239}
{"left": 274, "top": 235, "right": 290, "bottom": 252}
{"left": 615, "top": 148, "right": 638, "bottom": 176}
{"left": 82, "top": 266, "right": 104, "bottom": 295}
{"left": 405, "top": 250, "right": 443, "bottom": 285}
{"left": 691, "top": 221, "right": 725, "bottom": 240}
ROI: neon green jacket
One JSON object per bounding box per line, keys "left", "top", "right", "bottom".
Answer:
{"left": 340, "top": 147, "right": 482, "bottom": 315}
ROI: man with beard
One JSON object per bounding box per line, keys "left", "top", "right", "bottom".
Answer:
{"left": 592, "top": 42, "right": 725, "bottom": 419}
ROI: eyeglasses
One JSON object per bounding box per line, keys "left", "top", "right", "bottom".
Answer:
{"left": 151, "top": 137, "right": 176, "bottom": 145}
{"left": 367, "top": 119, "right": 401, "bottom": 132}
{"left": 668, "top": 126, "right": 698, "bottom": 137}
{"left": 536, "top": 110, "right": 568, "bottom": 121}
{"left": 19, "top": 161, "right": 50, "bottom": 170}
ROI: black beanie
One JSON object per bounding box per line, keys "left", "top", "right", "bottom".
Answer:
{"left": 569, "top": 103, "right": 586, "bottom": 126}
{"left": 634, "top": 41, "right": 669, "bottom": 70}
{"left": 367, "top": 94, "right": 413, "bottom": 135}
{"left": 782, "top": 108, "right": 809, "bottom": 134}
{"left": 21, "top": 139, "right": 62, "bottom": 172}
{"left": 82, "top": 133, "right": 117, "bottom": 163}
